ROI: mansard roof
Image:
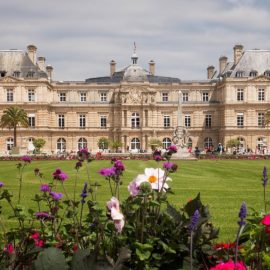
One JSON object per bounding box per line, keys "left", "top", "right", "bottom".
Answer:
{"left": 0, "top": 50, "right": 47, "bottom": 79}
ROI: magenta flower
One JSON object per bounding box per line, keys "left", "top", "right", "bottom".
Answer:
{"left": 99, "top": 167, "right": 116, "bottom": 177}
{"left": 210, "top": 260, "right": 246, "bottom": 270}
{"left": 167, "top": 145, "right": 177, "bottom": 153}
{"left": 35, "top": 212, "right": 52, "bottom": 220}
{"left": 40, "top": 184, "right": 50, "bottom": 192}
{"left": 21, "top": 155, "right": 31, "bottom": 163}
{"left": 4, "top": 243, "right": 14, "bottom": 254}
{"left": 163, "top": 162, "right": 178, "bottom": 172}
{"left": 114, "top": 160, "right": 125, "bottom": 172}
{"left": 50, "top": 192, "right": 63, "bottom": 201}
{"left": 0, "top": 182, "right": 4, "bottom": 188}
{"left": 52, "top": 168, "right": 68, "bottom": 181}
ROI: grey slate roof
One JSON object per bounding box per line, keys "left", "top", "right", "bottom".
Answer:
{"left": 0, "top": 50, "right": 47, "bottom": 79}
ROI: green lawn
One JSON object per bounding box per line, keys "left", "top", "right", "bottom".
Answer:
{"left": 0, "top": 159, "right": 269, "bottom": 242}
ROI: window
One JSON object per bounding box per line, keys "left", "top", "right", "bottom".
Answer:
{"left": 100, "top": 116, "right": 107, "bottom": 128}
{"left": 6, "top": 138, "right": 14, "bottom": 150}
{"left": 205, "top": 114, "right": 212, "bottom": 128}
{"left": 57, "top": 138, "right": 66, "bottom": 153}
{"left": 28, "top": 89, "right": 35, "bottom": 102}
{"left": 7, "top": 89, "right": 13, "bottom": 102}
{"left": 58, "top": 114, "right": 65, "bottom": 128}
{"left": 264, "top": 70, "right": 270, "bottom": 77}
{"left": 163, "top": 115, "right": 170, "bottom": 127}
{"left": 204, "top": 137, "right": 213, "bottom": 148}
{"left": 182, "top": 92, "right": 189, "bottom": 102}
{"left": 80, "top": 92, "right": 86, "bottom": 102}
{"left": 162, "top": 92, "right": 168, "bottom": 102}
{"left": 237, "top": 137, "right": 245, "bottom": 149}
{"left": 257, "top": 137, "right": 267, "bottom": 150}
{"left": 185, "top": 115, "right": 191, "bottom": 128}
{"left": 0, "top": 71, "right": 6, "bottom": 77}
{"left": 26, "top": 71, "right": 35, "bottom": 78}
{"left": 237, "top": 113, "right": 244, "bottom": 128}
{"left": 13, "top": 71, "right": 20, "bottom": 78}
{"left": 130, "top": 138, "right": 140, "bottom": 150}
{"left": 100, "top": 92, "right": 107, "bottom": 102}
{"left": 131, "top": 113, "right": 140, "bottom": 128}
{"left": 79, "top": 114, "right": 86, "bottom": 128}
{"left": 162, "top": 138, "right": 171, "bottom": 149}
{"left": 59, "top": 92, "right": 66, "bottom": 102}
{"left": 202, "top": 92, "right": 209, "bottom": 102}
{"left": 237, "top": 89, "right": 244, "bottom": 101}
{"left": 250, "top": 70, "right": 257, "bottom": 77}
{"left": 78, "top": 138, "right": 87, "bottom": 150}
{"left": 28, "top": 137, "right": 35, "bottom": 152}
{"left": 258, "top": 112, "right": 265, "bottom": 127}
{"left": 28, "top": 114, "right": 35, "bottom": 128}
{"left": 188, "top": 138, "right": 192, "bottom": 148}
{"left": 258, "top": 89, "right": 265, "bottom": 101}
{"left": 235, "top": 71, "right": 244, "bottom": 77}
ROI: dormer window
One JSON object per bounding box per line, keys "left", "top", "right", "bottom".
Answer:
{"left": 264, "top": 70, "right": 270, "bottom": 77}
{"left": 13, "top": 71, "right": 20, "bottom": 78}
{"left": 26, "top": 71, "right": 35, "bottom": 78}
{"left": 235, "top": 71, "right": 244, "bottom": 77}
{"left": 0, "top": 71, "right": 6, "bottom": 77}
{"left": 249, "top": 70, "right": 257, "bottom": 77}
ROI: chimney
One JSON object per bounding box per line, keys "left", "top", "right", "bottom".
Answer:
{"left": 233, "top": 44, "right": 244, "bottom": 65}
{"left": 149, "top": 60, "right": 155, "bottom": 75}
{"left": 219, "top": 56, "right": 228, "bottom": 74}
{"left": 37, "top": 57, "right": 46, "bottom": 72}
{"left": 207, "top": 65, "right": 215, "bottom": 79}
{"left": 110, "top": 60, "right": 116, "bottom": 76}
{"left": 46, "top": 65, "right": 53, "bottom": 82}
{"left": 27, "top": 44, "right": 37, "bottom": 64}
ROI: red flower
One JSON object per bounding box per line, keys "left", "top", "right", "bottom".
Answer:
{"left": 4, "top": 243, "right": 14, "bottom": 254}
{"left": 73, "top": 244, "right": 79, "bottom": 252}
{"left": 214, "top": 242, "right": 235, "bottom": 250}
{"left": 210, "top": 260, "right": 246, "bottom": 270}
{"left": 261, "top": 214, "right": 270, "bottom": 226}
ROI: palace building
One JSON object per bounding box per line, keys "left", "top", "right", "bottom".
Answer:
{"left": 0, "top": 44, "right": 269, "bottom": 154}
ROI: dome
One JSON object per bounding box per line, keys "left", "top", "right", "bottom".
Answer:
{"left": 123, "top": 64, "right": 148, "bottom": 82}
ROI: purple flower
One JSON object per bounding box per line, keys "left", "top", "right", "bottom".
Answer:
{"left": 189, "top": 209, "right": 200, "bottom": 232}
{"left": 75, "top": 161, "right": 82, "bottom": 170}
{"left": 40, "top": 184, "right": 50, "bottom": 192}
{"left": 114, "top": 160, "right": 125, "bottom": 172}
{"left": 163, "top": 162, "right": 178, "bottom": 172}
{"left": 52, "top": 168, "right": 68, "bottom": 181}
{"left": 50, "top": 192, "right": 63, "bottom": 201}
{"left": 238, "top": 202, "right": 247, "bottom": 226}
{"left": 0, "top": 182, "right": 4, "bottom": 188}
{"left": 99, "top": 167, "right": 116, "bottom": 177}
{"left": 80, "top": 182, "right": 88, "bottom": 204}
{"left": 154, "top": 155, "right": 163, "bottom": 162}
{"left": 167, "top": 145, "right": 178, "bottom": 153}
{"left": 262, "top": 166, "right": 268, "bottom": 188}
{"left": 21, "top": 155, "right": 31, "bottom": 163}
{"left": 78, "top": 148, "right": 90, "bottom": 160}
{"left": 35, "top": 212, "right": 52, "bottom": 220}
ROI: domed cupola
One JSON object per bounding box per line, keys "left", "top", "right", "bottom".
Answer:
{"left": 123, "top": 43, "right": 148, "bottom": 82}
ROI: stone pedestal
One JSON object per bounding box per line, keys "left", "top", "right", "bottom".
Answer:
{"left": 171, "top": 147, "right": 196, "bottom": 160}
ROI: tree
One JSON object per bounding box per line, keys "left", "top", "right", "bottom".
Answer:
{"left": 33, "top": 138, "right": 46, "bottom": 153}
{"left": 149, "top": 138, "right": 162, "bottom": 150}
{"left": 0, "top": 107, "right": 29, "bottom": 147}
{"left": 264, "top": 111, "right": 270, "bottom": 126}
{"left": 97, "top": 137, "right": 109, "bottom": 150}
{"left": 226, "top": 138, "right": 240, "bottom": 148}
{"left": 109, "top": 140, "right": 123, "bottom": 152}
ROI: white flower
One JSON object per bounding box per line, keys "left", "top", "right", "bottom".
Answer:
{"left": 128, "top": 168, "right": 171, "bottom": 195}
{"left": 107, "top": 197, "right": 125, "bottom": 233}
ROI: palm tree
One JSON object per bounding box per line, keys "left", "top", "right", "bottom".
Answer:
{"left": 0, "top": 106, "right": 29, "bottom": 147}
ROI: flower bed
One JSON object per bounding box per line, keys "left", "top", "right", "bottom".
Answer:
{"left": 0, "top": 150, "right": 270, "bottom": 269}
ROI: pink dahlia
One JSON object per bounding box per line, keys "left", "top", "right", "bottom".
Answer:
{"left": 261, "top": 214, "right": 270, "bottom": 226}
{"left": 210, "top": 260, "right": 246, "bottom": 270}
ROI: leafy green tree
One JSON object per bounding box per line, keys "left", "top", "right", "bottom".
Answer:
{"left": 226, "top": 138, "right": 240, "bottom": 148}
{"left": 97, "top": 137, "right": 109, "bottom": 150}
{"left": 33, "top": 138, "right": 46, "bottom": 153}
{"left": 149, "top": 138, "right": 162, "bottom": 150}
{"left": 109, "top": 140, "right": 123, "bottom": 152}
{"left": 264, "top": 111, "right": 270, "bottom": 126}
{"left": 0, "top": 106, "right": 29, "bottom": 147}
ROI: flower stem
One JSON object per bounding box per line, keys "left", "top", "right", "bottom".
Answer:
{"left": 190, "top": 231, "right": 193, "bottom": 270}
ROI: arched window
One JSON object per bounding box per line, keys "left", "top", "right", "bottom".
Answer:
{"left": 204, "top": 137, "right": 213, "bottom": 148}
{"left": 57, "top": 138, "right": 66, "bottom": 153}
{"left": 6, "top": 138, "right": 14, "bottom": 150}
{"left": 188, "top": 138, "right": 193, "bottom": 148}
{"left": 257, "top": 137, "right": 266, "bottom": 150}
{"left": 78, "top": 137, "right": 87, "bottom": 150}
{"left": 162, "top": 138, "right": 171, "bottom": 149}
{"left": 237, "top": 137, "right": 245, "bottom": 148}
{"left": 28, "top": 137, "right": 35, "bottom": 152}
{"left": 131, "top": 113, "right": 140, "bottom": 128}
{"left": 130, "top": 138, "right": 140, "bottom": 150}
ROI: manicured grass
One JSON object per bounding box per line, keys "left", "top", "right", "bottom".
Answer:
{"left": 0, "top": 159, "right": 269, "bottom": 242}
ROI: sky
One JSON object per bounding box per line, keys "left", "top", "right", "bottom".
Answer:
{"left": 1, "top": 0, "right": 270, "bottom": 81}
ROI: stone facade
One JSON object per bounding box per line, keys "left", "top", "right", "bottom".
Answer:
{"left": 0, "top": 44, "right": 269, "bottom": 154}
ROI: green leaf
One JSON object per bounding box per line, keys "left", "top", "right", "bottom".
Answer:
{"left": 70, "top": 249, "right": 95, "bottom": 270}
{"left": 184, "top": 193, "right": 202, "bottom": 217}
{"left": 32, "top": 247, "right": 68, "bottom": 270}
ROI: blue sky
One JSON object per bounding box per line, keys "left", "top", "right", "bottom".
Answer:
{"left": 1, "top": 0, "right": 269, "bottom": 81}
